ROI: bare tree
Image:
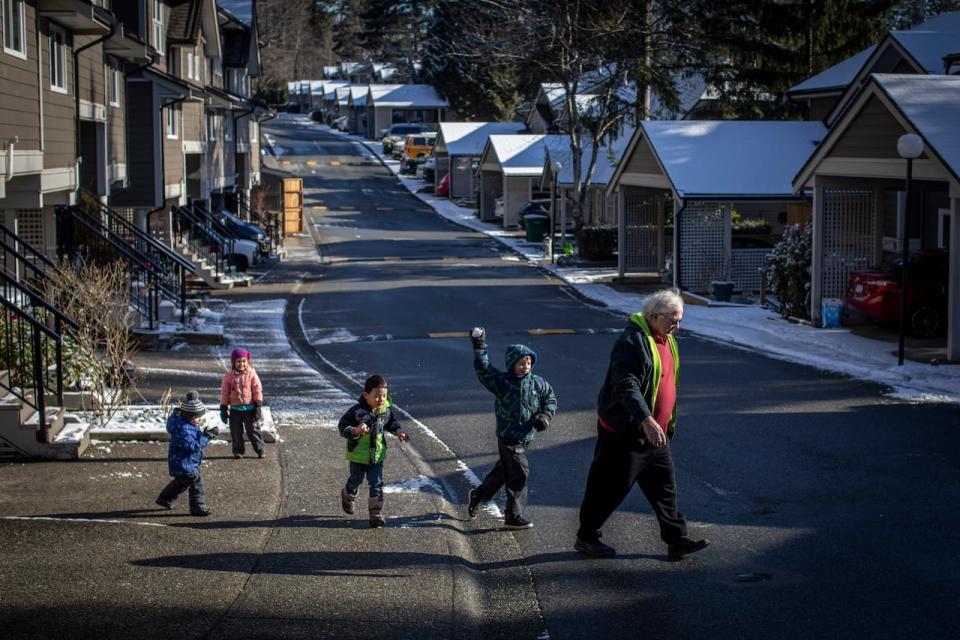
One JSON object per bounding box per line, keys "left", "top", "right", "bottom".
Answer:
{"left": 49, "top": 260, "right": 140, "bottom": 425}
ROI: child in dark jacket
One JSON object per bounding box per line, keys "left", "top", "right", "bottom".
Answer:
{"left": 219, "top": 347, "right": 265, "bottom": 459}
{"left": 156, "top": 391, "right": 219, "bottom": 516}
{"left": 467, "top": 327, "right": 557, "bottom": 529}
{"left": 337, "top": 374, "right": 410, "bottom": 528}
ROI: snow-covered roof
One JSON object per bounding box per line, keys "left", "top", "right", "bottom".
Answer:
{"left": 485, "top": 134, "right": 569, "bottom": 176}
{"left": 789, "top": 11, "right": 960, "bottom": 95}
{"left": 322, "top": 81, "right": 349, "bottom": 101}
{"left": 368, "top": 84, "right": 448, "bottom": 108}
{"left": 547, "top": 126, "right": 635, "bottom": 187}
{"left": 309, "top": 80, "right": 324, "bottom": 95}
{"left": 348, "top": 85, "right": 368, "bottom": 107}
{"left": 323, "top": 65, "right": 338, "bottom": 79}
{"left": 640, "top": 121, "right": 826, "bottom": 198}
{"left": 336, "top": 86, "right": 352, "bottom": 105}
{"left": 873, "top": 73, "right": 960, "bottom": 182}
{"left": 436, "top": 122, "right": 527, "bottom": 156}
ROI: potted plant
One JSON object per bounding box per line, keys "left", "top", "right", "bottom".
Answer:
{"left": 710, "top": 267, "right": 735, "bottom": 302}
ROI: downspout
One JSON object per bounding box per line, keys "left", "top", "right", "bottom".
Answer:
{"left": 73, "top": 22, "right": 117, "bottom": 196}
{"left": 232, "top": 105, "right": 254, "bottom": 200}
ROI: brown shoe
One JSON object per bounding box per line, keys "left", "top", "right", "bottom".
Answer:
{"left": 667, "top": 537, "right": 708, "bottom": 559}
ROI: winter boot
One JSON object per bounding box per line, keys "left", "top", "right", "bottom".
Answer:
{"left": 368, "top": 497, "right": 385, "bottom": 528}
{"left": 341, "top": 488, "right": 357, "bottom": 515}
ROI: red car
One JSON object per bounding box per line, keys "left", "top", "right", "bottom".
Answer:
{"left": 843, "top": 249, "right": 949, "bottom": 338}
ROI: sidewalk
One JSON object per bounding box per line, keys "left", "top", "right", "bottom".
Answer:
{"left": 304, "top": 118, "right": 959, "bottom": 405}
{"left": 0, "top": 238, "right": 545, "bottom": 639}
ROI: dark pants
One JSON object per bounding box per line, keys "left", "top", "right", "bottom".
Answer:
{"left": 229, "top": 408, "right": 263, "bottom": 456}
{"left": 345, "top": 461, "right": 384, "bottom": 499}
{"left": 157, "top": 474, "right": 207, "bottom": 512}
{"left": 577, "top": 424, "right": 687, "bottom": 544}
{"left": 475, "top": 437, "right": 530, "bottom": 520}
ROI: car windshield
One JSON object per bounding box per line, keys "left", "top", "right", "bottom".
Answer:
{"left": 220, "top": 210, "right": 244, "bottom": 224}
{"left": 392, "top": 125, "right": 425, "bottom": 135}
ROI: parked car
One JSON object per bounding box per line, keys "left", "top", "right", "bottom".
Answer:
{"left": 331, "top": 115, "right": 349, "bottom": 131}
{"left": 419, "top": 157, "right": 436, "bottom": 183}
{"left": 400, "top": 132, "right": 437, "bottom": 160}
{"left": 843, "top": 249, "right": 949, "bottom": 338}
{"left": 493, "top": 195, "right": 504, "bottom": 219}
{"left": 381, "top": 123, "right": 431, "bottom": 155}
{"left": 218, "top": 209, "right": 270, "bottom": 257}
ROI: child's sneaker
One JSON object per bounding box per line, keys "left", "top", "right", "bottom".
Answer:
{"left": 466, "top": 488, "right": 480, "bottom": 518}
{"left": 191, "top": 508, "right": 210, "bottom": 517}
{"left": 369, "top": 514, "right": 385, "bottom": 528}
{"left": 155, "top": 498, "right": 174, "bottom": 510}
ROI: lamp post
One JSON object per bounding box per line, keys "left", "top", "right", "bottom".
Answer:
{"left": 551, "top": 161, "right": 562, "bottom": 264}
{"left": 896, "top": 133, "right": 924, "bottom": 366}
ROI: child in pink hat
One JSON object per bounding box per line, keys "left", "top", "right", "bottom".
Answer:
{"left": 219, "top": 347, "right": 265, "bottom": 458}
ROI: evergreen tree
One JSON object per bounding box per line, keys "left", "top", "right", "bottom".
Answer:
{"left": 331, "top": 0, "right": 368, "bottom": 62}
{"left": 695, "top": 0, "right": 897, "bottom": 119}
{"left": 359, "top": 0, "right": 435, "bottom": 79}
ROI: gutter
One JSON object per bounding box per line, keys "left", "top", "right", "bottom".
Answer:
{"left": 73, "top": 21, "right": 117, "bottom": 194}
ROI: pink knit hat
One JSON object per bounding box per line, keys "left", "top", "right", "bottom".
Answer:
{"left": 231, "top": 347, "right": 252, "bottom": 366}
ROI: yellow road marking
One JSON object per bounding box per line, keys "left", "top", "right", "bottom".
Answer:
{"left": 312, "top": 206, "right": 327, "bottom": 211}
{"left": 330, "top": 160, "right": 341, "bottom": 166}
{"left": 327, "top": 258, "right": 348, "bottom": 264}
{"left": 341, "top": 205, "right": 354, "bottom": 210}
{"left": 306, "top": 160, "right": 318, "bottom": 166}
{"left": 442, "top": 256, "right": 456, "bottom": 261}
{"left": 429, "top": 332, "right": 470, "bottom": 338}
{"left": 528, "top": 329, "right": 577, "bottom": 335}
{"left": 375, "top": 207, "right": 392, "bottom": 212}
{"left": 383, "top": 256, "right": 401, "bottom": 262}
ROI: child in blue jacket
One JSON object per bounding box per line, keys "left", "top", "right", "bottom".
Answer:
{"left": 467, "top": 327, "right": 557, "bottom": 529}
{"left": 155, "top": 391, "right": 219, "bottom": 516}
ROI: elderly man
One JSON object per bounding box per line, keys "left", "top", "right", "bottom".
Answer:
{"left": 575, "top": 289, "right": 707, "bottom": 559}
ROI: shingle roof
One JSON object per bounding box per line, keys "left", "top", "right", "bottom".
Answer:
{"left": 437, "top": 122, "right": 527, "bottom": 156}
{"left": 167, "top": 0, "right": 201, "bottom": 43}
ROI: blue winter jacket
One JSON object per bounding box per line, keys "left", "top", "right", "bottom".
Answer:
{"left": 166, "top": 409, "right": 211, "bottom": 477}
{"left": 474, "top": 344, "right": 557, "bottom": 443}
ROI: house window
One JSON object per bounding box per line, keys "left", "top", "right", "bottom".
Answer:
{"left": 224, "top": 117, "right": 232, "bottom": 142}
{"left": 207, "top": 114, "right": 217, "bottom": 142}
{"left": 167, "top": 46, "right": 180, "bottom": 77}
{"left": 151, "top": 0, "right": 164, "bottom": 54}
{"left": 49, "top": 27, "right": 67, "bottom": 93}
{"left": 3, "top": 0, "right": 25, "bottom": 58}
{"left": 166, "top": 103, "right": 178, "bottom": 139}
{"left": 186, "top": 50, "right": 195, "bottom": 81}
{"left": 212, "top": 56, "right": 222, "bottom": 78}
{"left": 107, "top": 66, "right": 119, "bottom": 106}
{"left": 194, "top": 51, "right": 203, "bottom": 82}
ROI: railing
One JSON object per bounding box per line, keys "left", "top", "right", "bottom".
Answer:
{"left": 55, "top": 205, "right": 161, "bottom": 328}
{"left": 235, "top": 195, "right": 282, "bottom": 255}
{"left": 172, "top": 205, "right": 233, "bottom": 280}
{"left": 83, "top": 199, "right": 196, "bottom": 324}
{"left": 0, "top": 268, "right": 77, "bottom": 444}
{"left": 0, "top": 222, "right": 56, "bottom": 304}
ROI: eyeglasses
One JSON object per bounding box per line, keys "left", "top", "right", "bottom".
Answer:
{"left": 658, "top": 313, "right": 682, "bottom": 327}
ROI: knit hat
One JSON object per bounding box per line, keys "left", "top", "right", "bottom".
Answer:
{"left": 179, "top": 390, "right": 206, "bottom": 420}
{"left": 231, "top": 347, "right": 252, "bottom": 367}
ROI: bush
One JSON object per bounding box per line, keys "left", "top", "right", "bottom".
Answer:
{"left": 764, "top": 223, "right": 811, "bottom": 319}
{"left": 576, "top": 225, "right": 617, "bottom": 260}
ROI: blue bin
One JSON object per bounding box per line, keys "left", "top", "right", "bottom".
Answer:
{"left": 821, "top": 298, "right": 842, "bottom": 328}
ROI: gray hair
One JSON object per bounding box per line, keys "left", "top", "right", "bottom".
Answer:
{"left": 641, "top": 289, "right": 684, "bottom": 317}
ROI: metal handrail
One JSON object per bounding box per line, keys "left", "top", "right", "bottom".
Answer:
{"left": 172, "top": 205, "right": 231, "bottom": 279}
{"left": 235, "top": 198, "right": 281, "bottom": 253}
{"left": 55, "top": 205, "right": 159, "bottom": 328}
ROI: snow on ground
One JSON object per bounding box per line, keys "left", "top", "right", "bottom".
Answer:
{"left": 320, "top": 123, "right": 960, "bottom": 405}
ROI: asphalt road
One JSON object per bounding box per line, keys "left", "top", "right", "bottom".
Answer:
{"left": 267, "top": 115, "right": 960, "bottom": 639}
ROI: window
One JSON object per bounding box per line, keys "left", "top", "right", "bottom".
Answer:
{"left": 3, "top": 0, "right": 25, "bottom": 58}
{"left": 166, "top": 103, "right": 178, "bottom": 139}
{"left": 107, "top": 67, "right": 119, "bottom": 106}
{"left": 207, "top": 114, "right": 217, "bottom": 142}
{"left": 186, "top": 50, "right": 195, "bottom": 81}
{"left": 194, "top": 51, "right": 203, "bottom": 82}
{"left": 224, "top": 117, "right": 232, "bottom": 142}
{"left": 212, "top": 56, "right": 222, "bottom": 78}
{"left": 152, "top": 0, "right": 164, "bottom": 54}
{"left": 49, "top": 27, "right": 67, "bottom": 92}
{"left": 167, "top": 46, "right": 180, "bottom": 77}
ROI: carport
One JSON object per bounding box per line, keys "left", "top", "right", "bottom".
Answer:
{"left": 477, "top": 134, "right": 567, "bottom": 228}
{"left": 793, "top": 74, "right": 960, "bottom": 361}
{"left": 434, "top": 122, "right": 526, "bottom": 200}
{"left": 607, "top": 120, "right": 825, "bottom": 292}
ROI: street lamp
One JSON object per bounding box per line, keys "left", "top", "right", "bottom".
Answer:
{"left": 896, "top": 133, "right": 924, "bottom": 366}
{"left": 551, "top": 161, "right": 562, "bottom": 264}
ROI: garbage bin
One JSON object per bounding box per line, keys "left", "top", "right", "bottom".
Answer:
{"left": 525, "top": 214, "right": 548, "bottom": 242}
{"left": 821, "top": 298, "right": 843, "bottom": 328}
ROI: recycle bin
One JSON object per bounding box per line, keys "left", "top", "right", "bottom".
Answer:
{"left": 525, "top": 214, "right": 548, "bottom": 242}
{"left": 821, "top": 298, "right": 843, "bottom": 328}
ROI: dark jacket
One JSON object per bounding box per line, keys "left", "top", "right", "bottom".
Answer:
{"left": 338, "top": 398, "right": 402, "bottom": 465}
{"left": 166, "top": 409, "right": 212, "bottom": 477}
{"left": 474, "top": 344, "right": 558, "bottom": 443}
{"left": 597, "top": 312, "right": 680, "bottom": 439}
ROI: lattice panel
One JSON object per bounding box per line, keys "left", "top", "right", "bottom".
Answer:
{"left": 622, "top": 187, "right": 660, "bottom": 272}
{"left": 731, "top": 248, "right": 772, "bottom": 292}
{"left": 15, "top": 209, "right": 45, "bottom": 252}
{"left": 822, "top": 189, "right": 876, "bottom": 299}
{"left": 679, "top": 201, "right": 729, "bottom": 293}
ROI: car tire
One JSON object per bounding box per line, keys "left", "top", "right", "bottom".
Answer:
{"left": 910, "top": 304, "right": 941, "bottom": 338}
